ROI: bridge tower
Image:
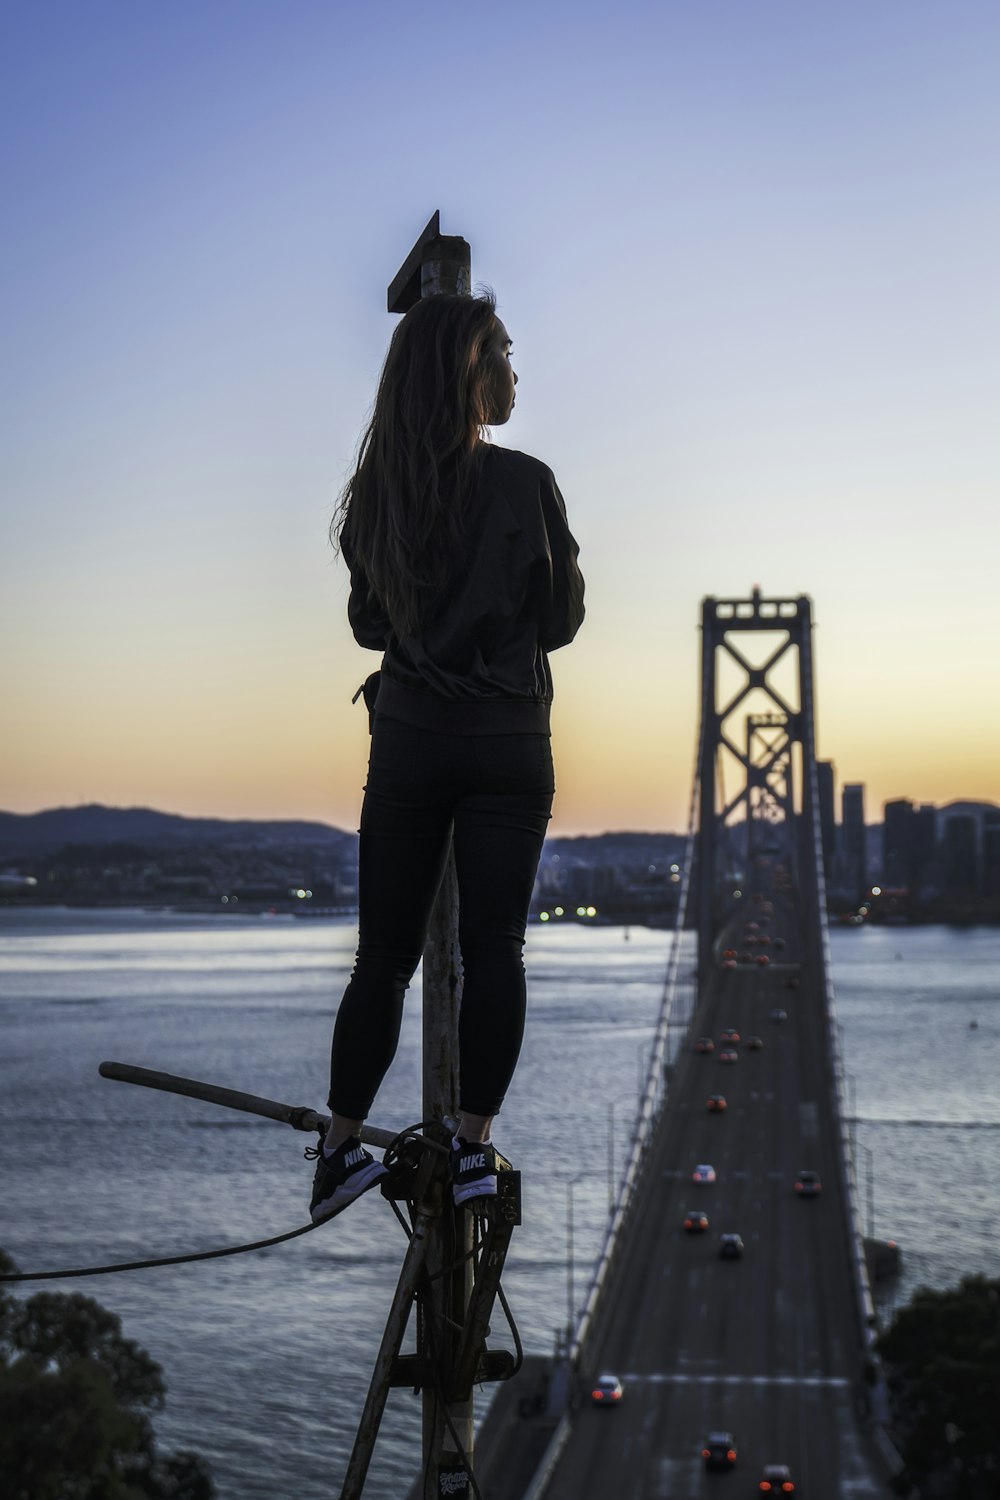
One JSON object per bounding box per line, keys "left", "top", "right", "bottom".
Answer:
{"left": 696, "top": 588, "right": 823, "bottom": 986}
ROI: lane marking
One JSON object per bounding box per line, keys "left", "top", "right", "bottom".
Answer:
{"left": 620, "top": 1372, "right": 851, "bottom": 1389}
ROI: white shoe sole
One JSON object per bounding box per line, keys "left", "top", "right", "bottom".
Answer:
{"left": 311, "top": 1161, "right": 388, "bottom": 1222}
{"left": 453, "top": 1174, "right": 497, "bottom": 1206}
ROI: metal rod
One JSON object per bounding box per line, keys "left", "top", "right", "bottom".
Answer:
{"left": 340, "top": 1203, "right": 437, "bottom": 1500}
{"left": 607, "top": 1104, "right": 615, "bottom": 1217}
{"left": 98, "top": 1061, "right": 398, "bottom": 1149}
{"left": 566, "top": 1180, "right": 575, "bottom": 1339}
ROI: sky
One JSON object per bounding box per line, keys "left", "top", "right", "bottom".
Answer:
{"left": 2, "top": 0, "right": 998, "bottom": 836}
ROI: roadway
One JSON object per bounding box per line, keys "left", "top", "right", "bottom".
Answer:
{"left": 542, "top": 879, "right": 887, "bottom": 1500}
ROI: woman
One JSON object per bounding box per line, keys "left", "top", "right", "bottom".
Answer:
{"left": 310, "top": 290, "right": 585, "bottom": 1222}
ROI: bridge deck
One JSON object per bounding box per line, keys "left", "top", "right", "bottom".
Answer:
{"left": 542, "top": 890, "right": 888, "bottom": 1499}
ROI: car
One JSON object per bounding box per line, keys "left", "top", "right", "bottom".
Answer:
{"left": 719, "top": 1048, "right": 739, "bottom": 1064}
{"left": 795, "top": 1170, "right": 821, "bottom": 1197}
{"left": 695, "top": 1037, "right": 715, "bottom": 1054}
{"left": 745, "top": 1035, "right": 764, "bottom": 1050}
{"left": 706, "top": 1094, "right": 727, "bottom": 1112}
{"left": 591, "top": 1373, "right": 623, "bottom": 1405}
{"left": 759, "top": 1463, "right": 795, "bottom": 1493}
{"left": 722, "top": 948, "right": 737, "bottom": 959}
{"left": 683, "top": 1210, "right": 710, "bottom": 1233}
{"left": 755, "top": 953, "right": 770, "bottom": 965}
{"left": 773, "top": 936, "right": 786, "bottom": 949}
{"left": 692, "top": 1163, "right": 716, "bottom": 1185}
{"left": 719, "top": 1233, "right": 744, "bottom": 1259}
{"left": 720, "top": 1028, "right": 741, "bottom": 1044}
{"left": 722, "top": 957, "right": 737, "bottom": 969}
{"left": 702, "top": 1430, "right": 737, "bottom": 1469}
{"left": 769, "top": 1008, "right": 788, "bottom": 1022}
{"left": 739, "top": 951, "right": 752, "bottom": 962}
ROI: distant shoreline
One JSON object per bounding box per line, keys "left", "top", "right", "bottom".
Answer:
{"left": 3, "top": 898, "right": 1000, "bottom": 931}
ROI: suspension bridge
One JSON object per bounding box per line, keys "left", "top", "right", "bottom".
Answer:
{"left": 465, "top": 588, "right": 894, "bottom": 1500}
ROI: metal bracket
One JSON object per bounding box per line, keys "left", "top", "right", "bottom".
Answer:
{"left": 387, "top": 209, "right": 472, "bottom": 312}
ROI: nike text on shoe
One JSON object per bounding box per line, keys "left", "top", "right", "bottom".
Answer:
{"left": 307, "top": 1135, "right": 388, "bottom": 1223}
{"left": 451, "top": 1136, "right": 499, "bottom": 1206}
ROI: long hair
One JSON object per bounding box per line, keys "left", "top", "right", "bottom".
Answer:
{"left": 334, "top": 290, "right": 502, "bottom": 638}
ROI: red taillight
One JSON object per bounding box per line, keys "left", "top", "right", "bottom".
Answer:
{"left": 782, "top": 1485, "right": 794, "bottom": 1493}
{"left": 592, "top": 1390, "right": 602, "bottom": 1400}
{"left": 760, "top": 1485, "right": 771, "bottom": 1493}
{"left": 728, "top": 1450, "right": 737, "bottom": 1461}
{"left": 702, "top": 1449, "right": 710, "bottom": 1458}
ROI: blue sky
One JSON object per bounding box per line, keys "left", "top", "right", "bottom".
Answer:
{"left": 3, "top": 1, "right": 998, "bottom": 833}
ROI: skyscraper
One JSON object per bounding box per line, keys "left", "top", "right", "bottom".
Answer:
{"left": 942, "top": 815, "right": 977, "bottom": 895}
{"left": 983, "top": 811, "right": 1000, "bottom": 899}
{"left": 842, "top": 783, "right": 866, "bottom": 895}
{"left": 817, "top": 760, "right": 836, "bottom": 881}
{"left": 883, "top": 798, "right": 914, "bottom": 887}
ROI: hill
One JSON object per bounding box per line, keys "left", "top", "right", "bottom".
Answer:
{"left": 0, "top": 804, "right": 355, "bottom": 859}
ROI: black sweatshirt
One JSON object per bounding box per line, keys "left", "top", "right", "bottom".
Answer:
{"left": 344, "top": 445, "right": 585, "bottom": 735}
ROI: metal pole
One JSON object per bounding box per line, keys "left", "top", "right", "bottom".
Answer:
{"left": 420, "top": 855, "right": 473, "bottom": 1499}
{"left": 862, "top": 1143, "right": 875, "bottom": 1240}
{"left": 341, "top": 1202, "right": 437, "bottom": 1500}
{"left": 97, "top": 1061, "right": 397, "bottom": 1149}
{"left": 565, "top": 1172, "right": 587, "bottom": 1343}
{"left": 566, "top": 1179, "right": 575, "bottom": 1339}
{"left": 607, "top": 1104, "right": 615, "bottom": 1216}
{"left": 386, "top": 212, "right": 475, "bottom": 1500}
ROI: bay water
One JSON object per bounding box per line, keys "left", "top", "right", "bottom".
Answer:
{"left": 1, "top": 908, "right": 997, "bottom": 1498}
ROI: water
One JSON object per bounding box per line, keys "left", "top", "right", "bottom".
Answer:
{"left": 1, "top": 909, "right": 998, "bottom": 1497}
{"left": 826, "top": 924, "right": 1000, "bottom": 1315}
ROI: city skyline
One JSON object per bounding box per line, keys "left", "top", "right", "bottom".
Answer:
{"left": 3, "top": 780, "right": 996, "bottom": 844}
{"left": 4, "top": 3, "right": 999, "bottom": 836}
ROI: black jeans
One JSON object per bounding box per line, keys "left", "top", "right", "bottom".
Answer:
{"left": 328, "top": 717, "right": 555, "bottom": 1120}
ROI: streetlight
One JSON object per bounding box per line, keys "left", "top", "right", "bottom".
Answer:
{"left": 607, "top": 1104, "right": 615, "bottom": 1217}
{"left": 566, "top": 1171, "right": 588, "bottom": 1344}
{"left": 858, "top": 1142, "right": 875, "bottom": 1239}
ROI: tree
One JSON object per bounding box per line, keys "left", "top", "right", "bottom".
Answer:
{"left": 877, "top": 1273, "right": 1000, "bottom": 1499}
{"left": 0, "top": 1248, "right": 214, "bottom": 1500}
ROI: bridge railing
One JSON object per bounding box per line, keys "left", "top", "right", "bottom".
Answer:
{"left": 798, "top": 648, "right": 884, "bottom": 1395}
{"left": 568, "top": 719, "right": 703, "bottom": 1376}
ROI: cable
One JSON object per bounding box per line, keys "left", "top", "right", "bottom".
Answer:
{"left": 419, "top": 1262, "right": 486, "bottom": 1500}
{"left": 0, "top": 1218, "right": 326, "bottom": 1283}
{"left": 441, "top": 1401, "right": 485, "bottom": 1500}
{"left": 427, "top": 1218, "right": 485, "bottom": 1283}
{"left": 495, "top": 1280, "right": 524, "bottom": 1378}
{"left": 1, "top": 1117, "right": 447, "bottom": 1284}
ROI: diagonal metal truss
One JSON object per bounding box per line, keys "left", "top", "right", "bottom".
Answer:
{"left": 745, "top": 711, "right": 792, "bottom": 846}
{"left": 696, "top": 588, "right": 818, "bottom": 983}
